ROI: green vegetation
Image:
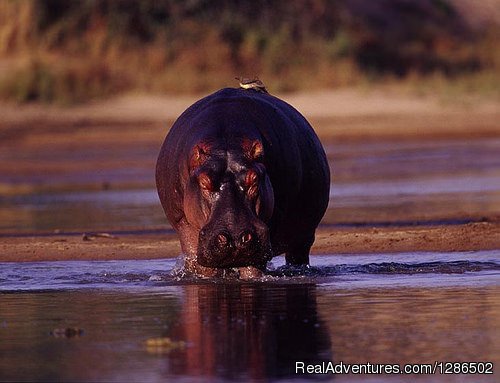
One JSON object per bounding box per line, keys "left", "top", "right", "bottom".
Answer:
{"left": 0, "top": 0, "right": 498, "bottom": 103}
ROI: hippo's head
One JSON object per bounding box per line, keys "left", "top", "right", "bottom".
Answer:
{"left": 183, "top": 138, "right": 274, "bottom": 269}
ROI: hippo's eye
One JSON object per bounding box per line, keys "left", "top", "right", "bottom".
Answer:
{"left": 198, "top": 173, "right": 213, "bottom": 192}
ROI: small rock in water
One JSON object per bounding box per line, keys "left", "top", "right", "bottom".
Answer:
{"left": 82, "top": 232, "right": 117, "bottom": 241}
{"left": 50, "top": 327, "right": 84, "bottom": 338}
{"left": 145, "top": 337, "right": 186, "bottom": 354}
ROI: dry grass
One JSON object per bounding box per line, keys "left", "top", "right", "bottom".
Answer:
{"left": 0, "top": 0, "right": 498, "bottom": 104}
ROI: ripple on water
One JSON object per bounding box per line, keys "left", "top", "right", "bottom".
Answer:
{"left": 0, "top": 250, "right": 498, "bottom": 292}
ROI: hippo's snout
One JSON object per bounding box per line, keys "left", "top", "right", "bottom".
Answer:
{"left": 197, "top": 223, "right": 271, "bottom": 269}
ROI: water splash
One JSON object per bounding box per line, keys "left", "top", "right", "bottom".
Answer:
{"left": 1, "top": 251, "right": 498, "bottom": 291}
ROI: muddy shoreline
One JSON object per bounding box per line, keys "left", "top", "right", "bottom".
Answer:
{"left": 1, "top": 221, "right": 498, "bottom": 263}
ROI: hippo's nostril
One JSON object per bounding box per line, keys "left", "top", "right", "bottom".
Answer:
{"left": 217, "top": 233, "right": 229, "bottom": 247}
{"left": 240, "top": 231, "right": 253, "bottom": 245}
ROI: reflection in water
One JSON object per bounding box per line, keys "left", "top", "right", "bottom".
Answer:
{"left": 169, "top": 284, "right": 331, "bottom": 380}
{"left": 0, "top": 284, "right": 331, "bottom": 382}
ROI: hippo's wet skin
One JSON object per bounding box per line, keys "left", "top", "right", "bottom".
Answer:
{"left": 156, "top": 87, "right": 330, "bottom": 277}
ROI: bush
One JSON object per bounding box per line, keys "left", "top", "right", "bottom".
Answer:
{"left": 0, "top": 0, "right": 498, "bottom": 102}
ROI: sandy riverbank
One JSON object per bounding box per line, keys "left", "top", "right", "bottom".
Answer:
{"left": 1, "top": 221, "right": 499, "bottom": 262}
{"left": 1, "top": 88, "right": 499, "bottom": 135}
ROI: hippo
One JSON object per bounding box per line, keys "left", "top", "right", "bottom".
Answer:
{"left": 156, "top": 87, "right": 330, "bottom": 277}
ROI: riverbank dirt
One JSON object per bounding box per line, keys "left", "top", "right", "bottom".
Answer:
{"left": 1, "top": 221, "right": 499, "bottom": 262}
{"left": 0, "top": 87, "right": 499, "bottom": 262}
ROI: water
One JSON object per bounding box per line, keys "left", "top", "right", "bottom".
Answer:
{"left": 1, "top": 251, "right": 499, "bottom": 382}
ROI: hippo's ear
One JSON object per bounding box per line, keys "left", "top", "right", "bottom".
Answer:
{"left": 190, "top": 144, "right": 210, "bottom": 170}
{"left": 243, "top": 139, "right": 264, "bottom": 161}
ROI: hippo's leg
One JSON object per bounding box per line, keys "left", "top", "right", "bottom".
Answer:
{"left": 177, "top": 223, "right": 198, "bottom": 261}
{"left": 285, "top": 234, "right": 314, "bottom": 265}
